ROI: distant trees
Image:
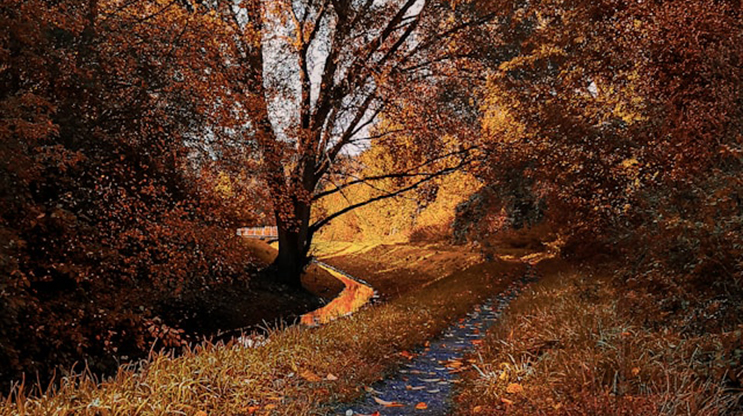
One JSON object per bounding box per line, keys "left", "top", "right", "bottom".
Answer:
{"left": 316, "top": 137, "right": 482, "bottom": 243}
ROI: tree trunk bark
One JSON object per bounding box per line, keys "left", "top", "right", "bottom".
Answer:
{"left": 272, "top": 201, "right": 313, "bottom": 289}
{"left": 267, "top": 147, "right": 318, "bottom": 289}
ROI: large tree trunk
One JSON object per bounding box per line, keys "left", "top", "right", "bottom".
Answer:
{"left": 272, "top": 200, "right": 313, "bottom": 289}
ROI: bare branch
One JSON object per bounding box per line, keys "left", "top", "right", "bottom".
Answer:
{"left": 313, "top": 146, "right": 477, "bottom": 200}
{"left": 310, "top": 155, "right": 473, "bottom": 232}
{"left": 315, "top": 90, "right": 377, "bottom": 176}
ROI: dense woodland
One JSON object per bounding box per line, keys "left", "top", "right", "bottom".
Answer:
{"left": 1, "top": 0, "right": 742, "bottom": 408}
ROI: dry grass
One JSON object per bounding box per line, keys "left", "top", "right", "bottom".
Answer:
{"left": 312, "top": 240, "right": 483, "bottom": 299}
{"left": 2, "top": 249, "right": 523, "bottom": 415}
{"left": 454, "top": 259, "right": 743, "bottom": 415}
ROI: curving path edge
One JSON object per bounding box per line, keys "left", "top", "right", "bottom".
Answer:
{"left": 300, "top": 260, "right": 378, "bottom": 326}
{"left": 331, "top": 265, "right": 540, "bottom": 415}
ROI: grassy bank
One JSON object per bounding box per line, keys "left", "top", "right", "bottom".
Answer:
{"left": 3, "top": 244, "right": 524, "bottom": 415}
{"left": 453, "top": 259, "right": 743, "bottom": 415}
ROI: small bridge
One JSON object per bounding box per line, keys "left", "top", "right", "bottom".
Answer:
{"left": 236, "top": 226, "right": 278, "bottom": 239}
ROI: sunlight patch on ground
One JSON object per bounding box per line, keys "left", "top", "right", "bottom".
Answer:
{"left": 310, "top": 240, "right": 384, "bottom": 259}
{"left": 496, "top": 251, "right": 556, "bottom": 265}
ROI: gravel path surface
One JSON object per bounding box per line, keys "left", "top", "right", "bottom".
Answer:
{"left": 335, "top": 266, "right": 538, "bottom": 416}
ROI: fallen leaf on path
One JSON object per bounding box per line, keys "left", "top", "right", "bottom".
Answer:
{"left": 415, "top": 402, "right": 428, "bottom": 410}
{"left": 406, "top": 385, "right": 426, "bottom": 391}
{"left": 472, "top": 405, "right": 483, "bottom": 413}
{"left": 501, "top": 397, "right": 514, "bottom": 405}
{"left": 300, "top": 370, "right": 322, "bottom": 382}
{"left": 400, "top": 350, "right": 414, "bottom": 360}
{"left": 246, "top": 406, "right": 259, "bottom": 414}
{"left": 506, "top": 383, "right": 523, "bottom": 394}
{"left": 373, "top": 396, "right": 404, "bottom": 407}
{"left": 326, "top": 373, "right": 339, "bottom": 381}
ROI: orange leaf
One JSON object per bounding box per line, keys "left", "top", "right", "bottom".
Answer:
{"left": 326, "top": 373, "right": 339, "bottom": 381}
{"left": 400, "top": 350, "right": 414, "bottom": 360}
{"left": 415, "top": 402, "right": 428, "bottom": 410}
{"left": 373, "top": 396, "right": 405, "bottom": 407}
{"left": 506, "top": 383, "right": 523, "bottom": 394}
{"left": 501, "top": 397, "right": 514, "bottom": 405}
{"left": 195, "top": 412, "right": 208, "bottom": 416}
{"left": 473, "top": 405, "right": 484, "bottom": 413}
{"left": 264, "top": 403, "right": 277, "bottom": 410}
{"left": 300, "top": 369, "right": 322, "bottom": 382}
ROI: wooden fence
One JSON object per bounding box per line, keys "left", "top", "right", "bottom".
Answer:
{"left": 236, "top": 226, "right": 278, "bottom": 239}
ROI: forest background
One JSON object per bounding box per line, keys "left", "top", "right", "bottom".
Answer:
{"left": 1, "top": 0, "right": 741, "bottom": 394}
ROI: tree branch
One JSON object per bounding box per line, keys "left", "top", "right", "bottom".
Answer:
{"left": 310, "top": 155, "right": 473, "bottom": 232}
{"left": 312, "top": 146, "right": 477, "bottom": 200}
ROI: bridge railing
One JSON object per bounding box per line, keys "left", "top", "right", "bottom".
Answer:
{"left": 236, "top": 226, "right": 278, "bottom": 239}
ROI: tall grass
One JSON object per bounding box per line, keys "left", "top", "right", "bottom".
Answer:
{"left": 2, "top": 259, "right": 522, "bottom": 415}
{"left": 454, "top": 259, "right": 743, "bottom": 415}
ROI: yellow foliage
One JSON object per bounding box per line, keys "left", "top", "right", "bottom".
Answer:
{"left": 214, "top": 171, "right": 234, "bottom": 198}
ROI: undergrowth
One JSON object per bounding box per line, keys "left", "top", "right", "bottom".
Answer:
{"left": 454, "top": 259, "right": 743, "bottom": 415}
{"left": 1, "top": 258, "right": 522, "bottom": 415}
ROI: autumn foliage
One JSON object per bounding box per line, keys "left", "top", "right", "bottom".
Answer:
{"left": 0, "top": 0, "right": 261, "bottom": 388}
{"left": 1, "top": 0, "right": 742, "bottom": 408}
{"left": 465, "top": 0, "right": 743, "bottom": 302}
